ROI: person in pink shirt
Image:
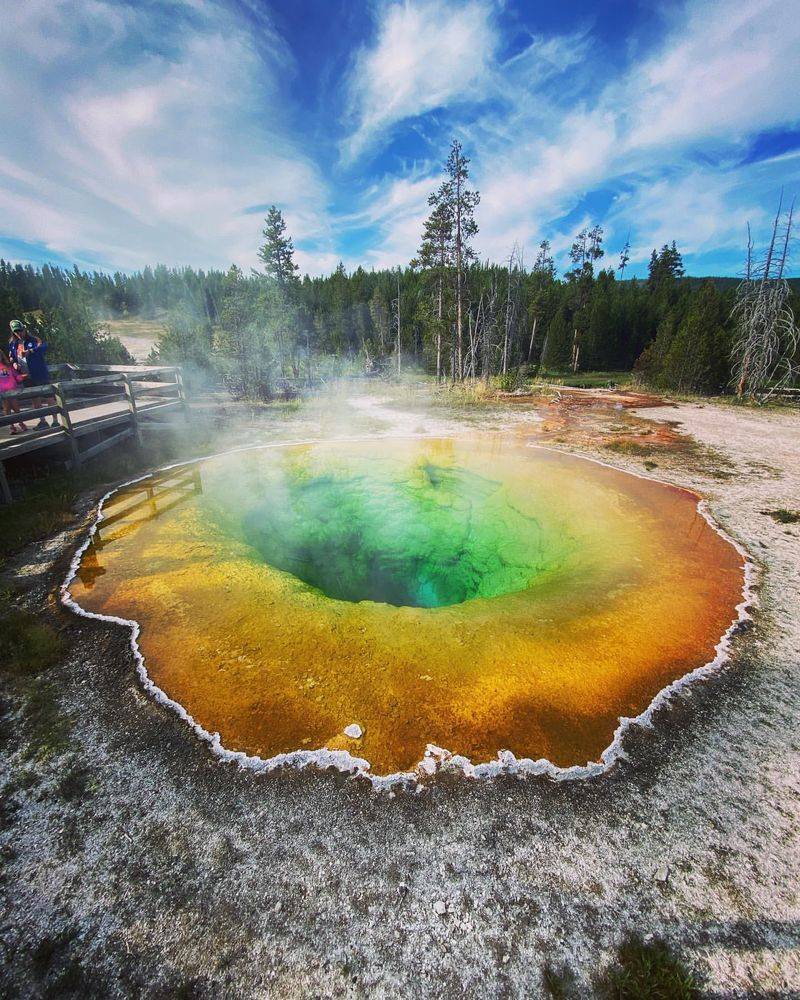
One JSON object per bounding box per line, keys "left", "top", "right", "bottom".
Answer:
{"left": 0, "top": 350, "right": 28, "bottom": 434}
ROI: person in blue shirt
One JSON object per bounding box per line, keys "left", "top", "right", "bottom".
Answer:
{"left": 9, "top": 319, "right": 56, "bottom": 429}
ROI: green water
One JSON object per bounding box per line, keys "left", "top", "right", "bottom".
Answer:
{"left": 207, "top": 449, "right": 575, "bottom": 608}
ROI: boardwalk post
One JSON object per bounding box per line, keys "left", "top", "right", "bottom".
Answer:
{"left": 53, "top": 382, "right": 81, "bottom": 468}
{"left": 123, "top": 375, "right": 143, "bottom": 446}
{"left": 175, "top": 368, "right": 189, "bottom": 420}
{"left": 0, "top": 460, "right": 11, "bottom": 504}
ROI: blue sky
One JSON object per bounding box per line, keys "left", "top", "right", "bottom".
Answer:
{"left": 1, "top": 0, "right": 799, "bottom": 278}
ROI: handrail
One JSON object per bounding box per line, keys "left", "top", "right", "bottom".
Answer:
{"left": 0, "top": 363, "right": 187, "bottom": 503}
{"left": 0, "top": 364, "right": 181, "bottom": 402}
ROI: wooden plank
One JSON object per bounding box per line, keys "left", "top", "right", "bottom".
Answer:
{"left": 132, "top": 383, "right": 179, "bottom": 398}
{"left": 66, "top": 392, "right": 126, "bottom": 411}
{"left": 73, "top": 364, "right": 180, "bottom": 377}
{"left": 60, "top": 374, "right": 126, "bottom": 391}
{"left": 72, "top": 409, "right": 134, "bottom": 437}
{"left": 0, "top": 423, "right": 60, "bottom": 446}
{"left": 79, "top": 427, "right": 134, "bottom": 463}
{"left": 0, "top": 404, "right": 60, "bottom": 428}
{"left": 137, "top": 400, "right": 182, "bottom": 419}
{"left": 0, "top": 427, "right": 68, "bottom": 460}
{"left": 0, "top": 383, "right": 58, "bottom": 403}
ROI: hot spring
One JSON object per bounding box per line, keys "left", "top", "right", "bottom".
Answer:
{"left": 68, "top": 437, "right": 745, "bottom": 775}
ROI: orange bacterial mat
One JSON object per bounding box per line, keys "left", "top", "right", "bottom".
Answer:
{"left": 68, "top": 438, "right": 745, "bottom": 775}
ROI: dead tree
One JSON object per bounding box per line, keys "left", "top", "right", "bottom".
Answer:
{"left": 502, "top": 247, "right": 522, "bottom": 375}
{"left": 731, "top": 194, "right": 798, "bottom": 401}
{"left": 392, "top": 271, "right": 402, "bottom": 376}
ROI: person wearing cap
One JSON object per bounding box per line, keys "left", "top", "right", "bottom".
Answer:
{"left": 8, "top": 319, "right": 55, "bottom": 429}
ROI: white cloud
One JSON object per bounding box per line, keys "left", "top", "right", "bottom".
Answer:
{"left": 626, "top": 0, "right": 800, "bottom": 151}
{"left": 365, "top": 0, "right": 800, "bottom": 271}
{"left": 343, "top": 0, "right": 498, "bottom": 163}
{"left": 0, "top": 0, "right": 333, "bottom": 273}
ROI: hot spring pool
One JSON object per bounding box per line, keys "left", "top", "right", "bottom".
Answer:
{"left": 67, "top": 437, "right": 745, "bottom": 776}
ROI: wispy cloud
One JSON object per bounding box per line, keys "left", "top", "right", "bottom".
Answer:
{"left": 0, "top": 0, "right": 332, "bottom": 272}
{"left": 342, "top": 0, "right": 499, "bottom": 164}
{"left": 1, "top": 0, "right": 799, "bottom": 276}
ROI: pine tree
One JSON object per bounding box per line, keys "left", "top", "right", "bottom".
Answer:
{"left": 444, "top": 140, "right": 479, "bottom": 379}
{"left": 661, "top": 281, "right": 729, "bottom": 392}
{"left": 533, "top": 240, "right": 555, "bottom": 279}
{"left": 414, "top": 182, "right": 454, "bottom": 379}
{"left": 541, "top": 308, "right": 572, "bottom": 370}
{"left": 258, "top": 206, "right": 299, "bottom": 284}
{"left": 566, "top": 224, "right": 604, "bottom": 371}
{"left": 617, "top": 233, "right": 631, "bottom": 278}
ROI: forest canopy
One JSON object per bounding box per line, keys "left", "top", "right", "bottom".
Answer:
{"left": 2, "top": 142, "right": 797, "bottom": 398}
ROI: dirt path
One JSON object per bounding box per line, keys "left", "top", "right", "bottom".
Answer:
{"left": 1, "top": 392, "right": 799, "bottom": 998}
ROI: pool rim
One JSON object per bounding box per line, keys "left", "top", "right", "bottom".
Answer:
{"left": 59, "top": 433, "right": 757, "bottom": 791}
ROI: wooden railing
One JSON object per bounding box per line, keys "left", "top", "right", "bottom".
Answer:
{"left": 0, "top": 364, "right": 187, "bottom": 503}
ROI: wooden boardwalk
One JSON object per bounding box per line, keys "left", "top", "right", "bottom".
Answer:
{"left": 0, "top": 364, "right": 187, "bottom": 503}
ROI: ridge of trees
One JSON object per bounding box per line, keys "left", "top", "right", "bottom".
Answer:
{"left": 1, "top": 143, "right": 797, "bottom": 397}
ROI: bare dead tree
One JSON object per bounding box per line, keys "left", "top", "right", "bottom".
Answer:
{"left": 731, "top": 194, "right": 798, "bottom": 401}
{"left": 392, "top": 270, "right": 402, "bottom": 376}
{"left": 501, "top": 246, "right": 523, "bottom": 375}
{"left": 482, "top": 275, "right": 501, "bottom": 382}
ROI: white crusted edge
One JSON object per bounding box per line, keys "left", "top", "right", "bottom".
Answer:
{"left": 59, "top": 435, "right": 757, "bottom": 793}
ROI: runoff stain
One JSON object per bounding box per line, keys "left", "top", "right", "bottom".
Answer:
{"left": 68, "top": 438, "right": 745, "bottom": 775}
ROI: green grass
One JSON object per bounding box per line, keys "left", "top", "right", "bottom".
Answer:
{"left": 21, "top": 675, "right": 73, "bottom": 762}
{"left": 603, "top": 440, "right": 655, "bottom": 457}
{"left": 542, "top": 962, "right": 576, "bottom": 998}
{"left": 600, "top": 937, "right": 701, "bottom": 999}
{"left": 0, "top": 587, "right": 65, "bottom": 678}
{"left": 538, "top": 370, "right": 635, "bottom": 390}
{"left": 761, "top": 508, "right": 800, "bottom": 524}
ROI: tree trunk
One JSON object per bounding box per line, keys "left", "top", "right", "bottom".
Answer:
{"left": 571, "top": 328, "right": 581, "bottom": 373}
{"left": 436, "top": 273, "right": 443, "bottom": 381}
{"left": 455, "top": 173, "right": 463, "bottom": 381}
{"left": 527, "top": 316, "right": 538, "bottom": 362}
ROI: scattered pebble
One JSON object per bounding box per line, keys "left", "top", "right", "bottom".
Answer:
{"left": 655, "top": 866, "right": 669, "bottom": 883}
{"left": 343, "top": 723, "right": 363, "bottom": 739}
{"left": 433, "top": 900, "right": 447, "bottom": 916}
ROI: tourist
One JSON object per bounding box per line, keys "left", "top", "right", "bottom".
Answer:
{"left": 0, "top": 349, "right": 28, "bottom": 435}
{"left": 9, "top": 319, "right": 55, "bottom": 429}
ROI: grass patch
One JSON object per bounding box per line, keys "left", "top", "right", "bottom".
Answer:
{"left": 21, "top": 676, "right": 73, "bottom": 762}
{"left": 0, "top": 602, "right": 65, "bottom": 677}
{"left": 761, "top": 508, "right": 800, "bottom": 524}
{"left": 599, "top": 936, "right": 701, "bottom": 999}
{"left": 542, "top": 962, "right": 576, "bottom": 998}
{"left": 540, "top": 370, "right": 634, "bottom": 390}
{"left": 603, "top": 440, "right": 655, "bottom": 457}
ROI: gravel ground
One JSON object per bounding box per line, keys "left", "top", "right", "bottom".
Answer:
{"left": 1, "top": 391, "right": 799, "bottom": 999}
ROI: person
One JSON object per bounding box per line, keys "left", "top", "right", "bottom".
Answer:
{"left": 0, "top": 349, "right": 27, "bottom": 434}
{"left": 8, "top": 319, "right": 55, "bottom": 429}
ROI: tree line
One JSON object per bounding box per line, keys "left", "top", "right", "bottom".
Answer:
{"left": 1, "top": 142, "right": 797, "bottom": 397}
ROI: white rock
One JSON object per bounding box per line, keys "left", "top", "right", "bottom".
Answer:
{"left": 433, "top": 900, "right": 447, "bottom": 916}
{"left": 343, "top": 723, "right": 363, "bottom": 739}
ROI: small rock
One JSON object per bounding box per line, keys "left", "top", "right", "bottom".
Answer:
{"left": 343, "top": 723, "right": 363, "bottom": 739}
{"left": 655, "top": 866, "right": 669, "bottom": 883}
{"left": 433, "top": 900, "right": 447, "bottom": 916}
